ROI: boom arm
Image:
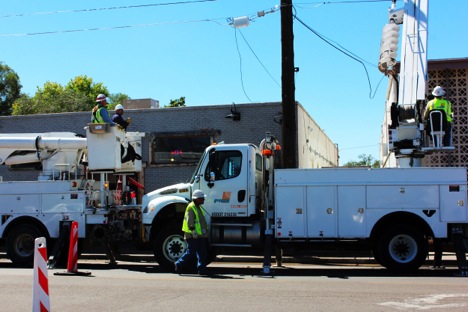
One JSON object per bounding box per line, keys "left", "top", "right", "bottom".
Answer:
{"left": 0, "top": 132, "right": 87, "bottom": 179}
{"left": 380, "top": 0, "right": 429, "bottom": 168}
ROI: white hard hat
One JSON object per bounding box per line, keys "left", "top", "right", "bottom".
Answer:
{"left": 192, "top": 190, "right": 206, "bottom": 199}
{"left": 96, "top": 94, "right": 107, "bottom": 102}
{"left": 115, "top": 104, "right": 124, "bottom": 111}
{"left": 432, "top": 86, "right": 445, "bottom": 97}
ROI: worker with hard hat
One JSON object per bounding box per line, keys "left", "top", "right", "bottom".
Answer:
{"left": 112, "top": 104, "right": 131, "bottom": 131}
{"left": 174, "top": 189, "right": 210, "bottom": 275}
{"left": 424, "top": 86, "right": 453, "bottom": 146}
{"left": 91, "top": 94, "right": 116, "bottom": 125}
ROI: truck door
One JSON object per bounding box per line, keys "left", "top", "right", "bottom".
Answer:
{"left": 200, "top": 148, "right": 249, "bottom": 218}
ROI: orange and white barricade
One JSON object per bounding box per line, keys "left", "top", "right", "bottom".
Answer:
{"left": 54, "top": 221, "right": 91, "bottom": 276}
{"left": 33, "top": 237, "right": 50, "bottom": 312}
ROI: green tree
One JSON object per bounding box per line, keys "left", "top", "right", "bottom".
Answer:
{"left": 108, "top": 93, "right": 130, "bottom": 111}
{"left": 165, "top": 96, "right": 185, "bottom": 107}
{"left": 343, "top": 154, "right": 380, "bottom": 168}
{"left": 11, "top": 75, "right": 127, "bottom": 115}
{"left": 0, "top": 62, "right": 22, "bottom": 115}
{"left": 65, "top": 75, "right": 108, "bottom": 109}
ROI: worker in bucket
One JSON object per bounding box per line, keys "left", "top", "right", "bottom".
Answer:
{"left": 424, "top": 86, "right": 453, "bottom": 146}
{"left": 91, "top": 94, "right": 116, "bottom": 125}
{"left": 174, "top": 189, "right": 210, "bottom": 276}
{"left": 112, "top": 104, "right": 131, "bottom": 131}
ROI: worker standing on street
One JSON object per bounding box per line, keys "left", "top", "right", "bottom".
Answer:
{"left": 424, "top": 86, "right": 453, "bottom": 146}
{"left": 174, "top": 189, "right": 210, "bottom": 275}
{"left": 112, "top": 104, "right": 131, "bottom": 131}
{"left": 92, "top": 94, "right": 115, "bottom": 125}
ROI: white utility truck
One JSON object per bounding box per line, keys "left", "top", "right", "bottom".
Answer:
{"left": 0, "top": 125, "right": 144, "bottom": 266}
{"left": 141, "top": 0, "right": 468, "bottom": 273}
{"left": 142, "top": 132, "right": 468, "bottom": 272}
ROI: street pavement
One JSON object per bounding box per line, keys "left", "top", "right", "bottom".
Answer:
{"left": 1, "top": 249, "right": 468, "bottom": 312}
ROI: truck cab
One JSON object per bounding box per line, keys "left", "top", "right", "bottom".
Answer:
{"left": 142, "top": 143, "right": 265, "bottom": 268}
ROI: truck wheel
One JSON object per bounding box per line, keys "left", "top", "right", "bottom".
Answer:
{"left": 377, "top": 225, "right": 428, "bottom": 272}
{"left": 6, "top": 224, "right": 44, "bottom": 267}
{"left": 154, "top": 223, "right": 187, "bottom": 269}
{"left": 153, "top": 223, "right": 217, "bottom": 270}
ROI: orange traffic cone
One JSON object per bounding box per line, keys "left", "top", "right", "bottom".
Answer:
{"left": 54, "top": 221, "right": 91, "bottom": 276}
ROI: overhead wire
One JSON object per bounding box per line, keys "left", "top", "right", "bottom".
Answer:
{"left": 293, "top": 9, "right": 381, "bottom": 99}
{"left": 0, "top": 19, "right": 215, "bottom": 37}
{"left": 237, "top": 29, "right": 281, "bottom": 88}
{"left": 340, "top": 143, "right": 379, "bottom": 150}
{"left": 2, "top": 1, "right": 385, "bottom": 103}
{"left": 295, "top": 0, "right": 393, "bottom": 6}
{"left": 234, "top": 29, "right": 253, "bottom": 102}
{"left": 2, "top": 0, "right": 217, "bottom": 18}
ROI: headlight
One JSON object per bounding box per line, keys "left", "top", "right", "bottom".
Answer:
{"left": 143, "top": 203, "right": 155, "bottom": 213}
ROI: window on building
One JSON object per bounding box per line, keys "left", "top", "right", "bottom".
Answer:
{"left": 151, "top": 135, "right": 212, "bottom": 165}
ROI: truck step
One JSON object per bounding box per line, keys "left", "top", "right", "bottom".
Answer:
{"left": 211, "top": 223, "right": 253, "bottom": 227}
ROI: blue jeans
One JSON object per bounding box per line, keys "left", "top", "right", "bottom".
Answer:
{"left": 175, "top": 238, "right": 208, "bottom": 272}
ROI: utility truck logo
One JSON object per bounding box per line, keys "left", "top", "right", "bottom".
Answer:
{"left": 214, "top": 192, "right": 231, "bottom": 203}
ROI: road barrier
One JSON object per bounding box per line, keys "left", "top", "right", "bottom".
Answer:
{"left": 33, "top": 237, "right": 50, "bottom": 312}
{"left": 54, "top": 221, "right": 91, "bottom": 276}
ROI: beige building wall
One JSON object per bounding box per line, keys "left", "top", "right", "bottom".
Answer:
{"left": 297, "top": 104, "right": 338, "bottom": 168}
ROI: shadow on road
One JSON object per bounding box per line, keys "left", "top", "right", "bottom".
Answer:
{"left": 0, "top": 248, "right": 462, "bottom": 279}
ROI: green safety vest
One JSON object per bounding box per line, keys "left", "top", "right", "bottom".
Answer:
{"left": 427, "top": 98, "right": 452, "bottom": 122}
{"left": 92, "top": 105, "right": 105, "bottom": 123}
{"left": 182, "top": 202, "right": 204, "bottom": 235}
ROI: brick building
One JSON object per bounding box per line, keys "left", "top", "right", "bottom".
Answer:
{"left": 423, "top": 58, "right": 468, "bottom": 167}
{"left": 0, "top": 102, "right": 338, "bottom": 193}
{"left": 380, "top": 58, "right": 468, "bottom": 167}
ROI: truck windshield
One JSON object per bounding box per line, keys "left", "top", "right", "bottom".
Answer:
{"left": 189, "top": 149, "right": 208, "bottom": 183}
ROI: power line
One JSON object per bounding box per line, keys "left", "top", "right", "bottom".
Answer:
{"left": 0, "top": 19, "right": 215, "bottom": 37}
{"left": 295, "top": 0, "right": 392, "bottom": 5}
{"left": 234, "top": 29, "right": 253, "bottom": 102}
{"left": 293, "top": 12, "right": 381, "bottom": 99}
{"left": 237, "top": 29, "right": 281, "bottom": 88}
{"left": 2, "top": 0, "right": 217, "bottom": 18}
{"left": 340, "top": 143, "right": 379, "bottom": 150}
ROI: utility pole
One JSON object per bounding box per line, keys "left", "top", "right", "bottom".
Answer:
{"left": 281, "top": 0, "right": 298, "bottom": 168}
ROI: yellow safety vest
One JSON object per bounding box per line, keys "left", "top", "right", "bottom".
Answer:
{"left": 427, "top": 99, "right": 452, "bottom": 122}
{"left": 182, "top": 202, "right": 204, "bottom": 235}
{"left": 92, "top": 105, "right": 105, "bottom": 123}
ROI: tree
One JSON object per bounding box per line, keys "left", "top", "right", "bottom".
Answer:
{"left": 108, "top": 93, "right": 130, "bottom": 111}
{"left": 0, "top": 62, "right": 22, "bottom": 115}
{"left": 11, "top": 75, "right": 128, "bottom": 115}
{"left": 165, "top": 96, "right": 185, "bottom": 108}
{"left": 343, "top": 154, "right": 380, "bottom": 168}
{"left": 65, "top": 75, "right": 108, "bottom": 109}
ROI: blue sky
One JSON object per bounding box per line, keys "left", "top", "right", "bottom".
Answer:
{"left": 1, "top": 0, "right": 466, "bottom": 164}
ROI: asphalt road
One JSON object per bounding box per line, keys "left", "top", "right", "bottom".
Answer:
{"left": 1, "top": 250, "right": 468, "bottom": 312}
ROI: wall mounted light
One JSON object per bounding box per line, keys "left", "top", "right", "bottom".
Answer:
{"left": 225, "top": 103, "right": 241, "bottom": 121}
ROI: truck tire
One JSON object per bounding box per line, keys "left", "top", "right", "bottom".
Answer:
{"left": 376, "top": 225, "right": 428, "bottom": 272}
{"left": 154, "top": 223, "right": 188, "bottom": 269}
{"left": 6, "top": 224, "right": 44, "bottom": 267}
{"left": 153, "top": 223, "right": 217, "bottom": 271}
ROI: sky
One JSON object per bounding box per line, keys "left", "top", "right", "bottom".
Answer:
{"left": 1, "top": 0, "right": 467, "bottom": 164}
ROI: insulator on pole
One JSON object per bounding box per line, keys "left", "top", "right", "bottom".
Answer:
{"left": 232, "top": 16, "right": 250, "bottom": 28}
{"left": 378, "top": 22, "right": 400, "bottom": 74}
